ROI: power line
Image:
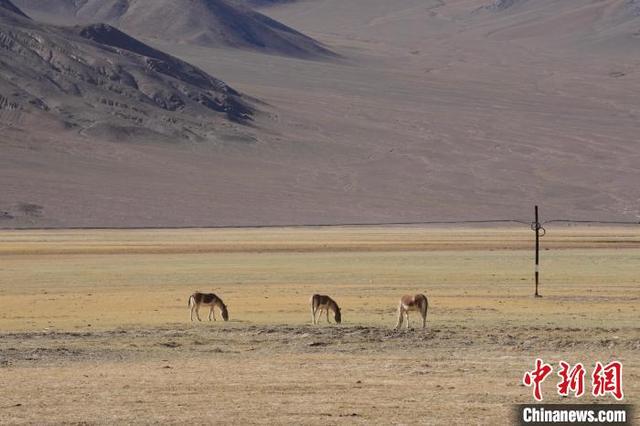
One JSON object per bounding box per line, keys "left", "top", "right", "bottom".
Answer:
{"left": 543, "top": 219, "right": 640, "bottom": 226}
{"left": 271, "top": 219, "right": 534, "bottom": 228}
{"left": 4, "top": 217, "right": 639, "bottom": 231}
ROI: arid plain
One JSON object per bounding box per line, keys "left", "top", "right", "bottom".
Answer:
{"left": 1, "top": 227, "right": 638, "bottom": 424}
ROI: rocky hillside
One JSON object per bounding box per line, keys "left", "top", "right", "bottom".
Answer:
{"left": 14, "top": 0, "right": 336, "bottom": 59}
{"left": 0, "top": 2, "right": 254, "bottom": 143}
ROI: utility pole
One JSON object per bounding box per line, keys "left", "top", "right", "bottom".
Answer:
{"left": 533, "top": 205, "right": 544, "bottom": 297}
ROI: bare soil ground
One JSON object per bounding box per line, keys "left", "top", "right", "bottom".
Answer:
{"left": 0, "top": 227, "right": 638, "bottom": 424}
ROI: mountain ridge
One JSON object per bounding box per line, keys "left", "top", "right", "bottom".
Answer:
{"left": 14, "top": 0, "right": 336, "bottom": 59}
{"left": 0, "top": 1, "right": 255, "bottom": 144}
{"left": 0, "top": 0, "right": 29, "bottom": 18}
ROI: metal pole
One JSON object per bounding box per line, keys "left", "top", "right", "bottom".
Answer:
{"left": 534, "top": 205, "right": 542, "bottom": 297}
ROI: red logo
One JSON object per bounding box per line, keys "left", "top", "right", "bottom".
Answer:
{"left": 557, "top": 361, "right": 586, "bottom": 398}
{"left": 523, "top": 358, "right": 553, "bottom": 401}
{"left": 592, "top": 361, "right": 624, "bottom": 400}
{"left": 523, "top": 359, "right": 624, "bottom": 401}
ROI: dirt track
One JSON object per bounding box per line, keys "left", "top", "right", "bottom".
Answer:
{"left": 2, "top": 323, "right": 640, "bottom": 368}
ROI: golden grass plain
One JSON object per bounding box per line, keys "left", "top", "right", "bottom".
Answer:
{"left": 0, "top": 227, "right": 639, "bottom": 424}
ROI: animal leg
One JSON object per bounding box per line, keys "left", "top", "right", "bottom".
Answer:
{"left": 395, "top": 304, "right": 403, "bottom": 330}
{"left": 326, "top": 308, "right": 331, "bottom": 324}
{"left": 422, "top": 307, "right": 427, "bottom": 329}
{"left": 190, "top": 306, "right": 195, "bottom": 322}
{"left": 209, "top": 306, "right": 215, "bottom": 321}
{"left": 311, "top": 305, "right": 317, "bottom": 325}
{"left": 196, "top": 306, "right": 202, "bottom": 322}
{"left": 405, "top": 311, "right": 410, "bottom": 329}
{"left": 422, "top": 300, "right": 428, "bottom": 329}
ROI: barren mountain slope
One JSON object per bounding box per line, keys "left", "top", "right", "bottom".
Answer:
{"left": 232, "top": 0, "right": 299, "bottom": 8}
{"left": 0, "top": 0, "right": 28, "bottom": 17}
{"left": 2, "top": 0, "right": 640, "bottom": 227}
{"left": 14, "top": 0, "right": 335, "bottom": 59}
{"left": 475, "top": 0, "right": 640, "bottom": 50}
{"left": 0, "top": 3, "right": 254, "bottom": 144}
{"left": 176, "top": 0, "right": 640, "bottom": 221}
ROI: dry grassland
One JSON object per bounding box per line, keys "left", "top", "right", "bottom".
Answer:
{"left": 0, "top": 227, "right": 638, "bottom": 424}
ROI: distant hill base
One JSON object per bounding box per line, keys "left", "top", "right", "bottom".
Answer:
{"left": 234, "top": 0, "right": 300, "bottom": 7}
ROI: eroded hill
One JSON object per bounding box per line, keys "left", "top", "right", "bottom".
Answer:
{"left": 14, "top": 0, "right": 336, "bottom": 59}
{"left": 0, "top": 3, "right": 254, "bottom": 144}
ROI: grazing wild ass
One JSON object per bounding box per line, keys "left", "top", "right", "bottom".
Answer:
{"left": 310, "top": 294, "right": 342, "bottom": 324}
{"left": 395, "top": 294, "right": 428, "bottom": 329}
{"left": 189, "top": 292, "right": 229, "bottom": 322}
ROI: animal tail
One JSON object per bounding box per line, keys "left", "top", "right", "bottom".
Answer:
{"left": 310, "top": 294, "right": 317, "bottom": 324}
{"left": 422, "top": 295, "right": 429, "bottom": 319}
{"left": 188, "top": 295, "right": 194, "bottom": 308}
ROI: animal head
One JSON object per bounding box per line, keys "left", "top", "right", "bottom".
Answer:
{"left": 334, "top": 306, "right": 342, "bottom": 324}
{"left": 221, "top": 304, "right": 229, "bottom": 321}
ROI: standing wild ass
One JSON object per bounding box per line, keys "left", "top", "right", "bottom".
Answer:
{"left": 310, "top": 294, "right": 342, "bottom": 324}
{"left": 395, "top": 294, "right": 428, "bottom": 329}
{"left": 189, "top": 292, "right": 229, "bottom": 322}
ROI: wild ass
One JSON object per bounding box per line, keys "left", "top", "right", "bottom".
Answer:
{"left": 395, "top": 294, "right": 428, "bottom": 329}
{"left": 310, "top": 294, "right": 342, "bottom": 325}
{"left": 188, "top": 292, "right": 229, "bottom": 322}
